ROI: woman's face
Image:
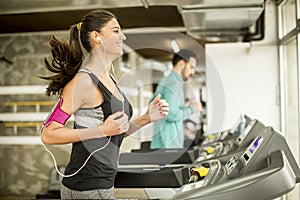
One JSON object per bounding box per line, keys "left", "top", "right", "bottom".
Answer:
{"left": 99, "top": 18, "right": 126, "bottom": 58}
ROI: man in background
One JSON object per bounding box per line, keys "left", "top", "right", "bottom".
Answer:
{"left": 150, "top": 49, "right": 203, "bottom": 149}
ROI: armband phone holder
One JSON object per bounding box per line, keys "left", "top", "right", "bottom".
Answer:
{"left": 43, "top": 97, "right": 71, "bottom": 127}
{"left": 40, "top": 98, "right": 111, "bottom": 177}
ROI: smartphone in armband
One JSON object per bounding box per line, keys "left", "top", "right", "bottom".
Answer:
{"left": 43, "top": 98, "right": 71, "bottom": 127}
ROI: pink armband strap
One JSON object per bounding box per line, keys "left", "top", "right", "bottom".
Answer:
{"left": 43, "top": 98, "right": 71, "bottom": 127}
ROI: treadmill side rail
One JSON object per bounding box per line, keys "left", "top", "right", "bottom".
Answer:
{"left": 165, "top": 150, "right": 296, "bottom": 200}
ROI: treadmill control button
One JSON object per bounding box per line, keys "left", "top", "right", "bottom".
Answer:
{"left": 204, "top": 147, "right": 215, "bottom": 154}
{"left": 207, "top": 134, "right": 215, "bottom": 140}
{"left": 189, "top": 166, "right": 210, "bottom": 182}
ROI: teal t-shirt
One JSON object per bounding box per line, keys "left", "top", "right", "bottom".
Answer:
{"left": 150, "top": 70, "right": 194, "bottom": 149}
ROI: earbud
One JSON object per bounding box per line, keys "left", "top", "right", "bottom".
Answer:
{"left": 96, "top": 37, "right": 102, "bottom": 44}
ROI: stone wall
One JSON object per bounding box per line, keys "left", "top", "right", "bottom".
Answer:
{"left": 0, "top": 31, "right": 70, "bottom": 198}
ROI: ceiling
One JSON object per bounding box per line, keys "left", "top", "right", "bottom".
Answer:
{"left": 0, "top": 0, "right": 265, "bottom": 61}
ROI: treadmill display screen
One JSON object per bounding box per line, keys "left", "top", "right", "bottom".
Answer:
{"left": 237, "top": 123, "right": 252, "bottom": 142}
{"left": 250, "top": 136, "right": 263, "bottom": 153}
{"left": 243, "top": 153, "right": 249, "bottom": 161}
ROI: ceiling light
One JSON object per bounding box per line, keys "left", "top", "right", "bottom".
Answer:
{"left": 171, "top": 40, "right": 180, "bottom": 53}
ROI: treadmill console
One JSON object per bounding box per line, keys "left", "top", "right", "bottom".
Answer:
{"left": 194, "top": 142, "right": 223, "bottom": 162}
{"left": 241, "top": 136, "right": 263, "bottom": 164}
{"left": 181, "top": 160, "right": 221, "bottom": 192}
{"left": 225, "top": 136, "right": 264, "bottom": 179}
{"left": 235, "top": 119, "right": 256, "bottom": 145}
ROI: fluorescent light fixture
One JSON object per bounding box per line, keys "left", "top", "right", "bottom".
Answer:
{"left": 171, "top": 40, "right": 180, "bottom": 53}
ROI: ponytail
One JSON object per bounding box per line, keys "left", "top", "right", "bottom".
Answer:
{"left": 40, "top": 24, "right": 83, "bottom": 96}
{"left": 40, "top": 9, "right": 116, "bottom": 96}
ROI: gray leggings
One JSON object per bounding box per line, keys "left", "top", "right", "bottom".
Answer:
{"left": 61, "top": 184, "right": 115, "bottom": 199}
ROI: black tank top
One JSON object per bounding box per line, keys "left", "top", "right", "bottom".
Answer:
{"left": 62, "top": 68, "right": 133, "bottom": 191}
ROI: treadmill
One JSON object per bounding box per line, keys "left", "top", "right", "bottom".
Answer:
{"left": 116, "top": 127, "right": 300, "bottom": 200}
{"left": 194, "top": 118, "right": 265, "bottom": 162}
{"left": 118, "top": 114, "right": 253, "bottom": 166}
{"left": 115, "top": 118, "right": 265, "bottom": 197}
{"left": 200, "top": 114, "right": 252, "bottom": 146}
{"left": 116, "top": 118, "right": 264, "bottom": 176}
{"left": 163, "top": 126, "right": 300, "bottom": 200}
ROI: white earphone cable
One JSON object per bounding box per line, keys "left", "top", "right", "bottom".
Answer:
{"left": 40, "top": 126, "right": 111, "bottom": 178}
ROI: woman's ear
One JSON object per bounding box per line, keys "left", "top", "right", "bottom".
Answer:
{"left": 90, "top": 31, "right": 102, "bottom": 44}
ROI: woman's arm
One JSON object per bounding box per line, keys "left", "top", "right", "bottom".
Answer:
{"left": 41, "top": 73, "right": 129, "bottom": 144}
{"left": 124, "top": 94, "right": 168, "bottom": 137}
{"left": 41, "top": 111, "right": 128, "bottom": 144}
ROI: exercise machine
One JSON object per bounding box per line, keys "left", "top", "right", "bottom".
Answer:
{"left": 116, "top": 127, "right": 300, "bottom": 200}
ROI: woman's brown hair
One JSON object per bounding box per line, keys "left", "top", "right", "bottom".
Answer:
{"left": 40, "top": 10, "right": 116, "bottom": 96}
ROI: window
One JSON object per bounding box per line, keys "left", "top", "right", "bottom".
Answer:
{"left": 279, "top": 0, "right": 296, "bottom": 38}
{"left": 278, "top": 0, "right": 300, "bottom": 199}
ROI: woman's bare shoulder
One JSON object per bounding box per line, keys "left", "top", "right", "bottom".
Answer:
{"left": 61, "top": 72, "right": 95, "bottom": 99}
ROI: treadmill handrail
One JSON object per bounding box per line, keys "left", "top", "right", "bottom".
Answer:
{"left": 166, "top": 150, "right": 296, "bottom": 200}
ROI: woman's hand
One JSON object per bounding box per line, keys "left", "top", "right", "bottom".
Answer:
{"left": 147, "top": 94, "right": 169, "bottom": 122}
{"left": 99, "top": 111, "right": 129, "bottom": 136}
